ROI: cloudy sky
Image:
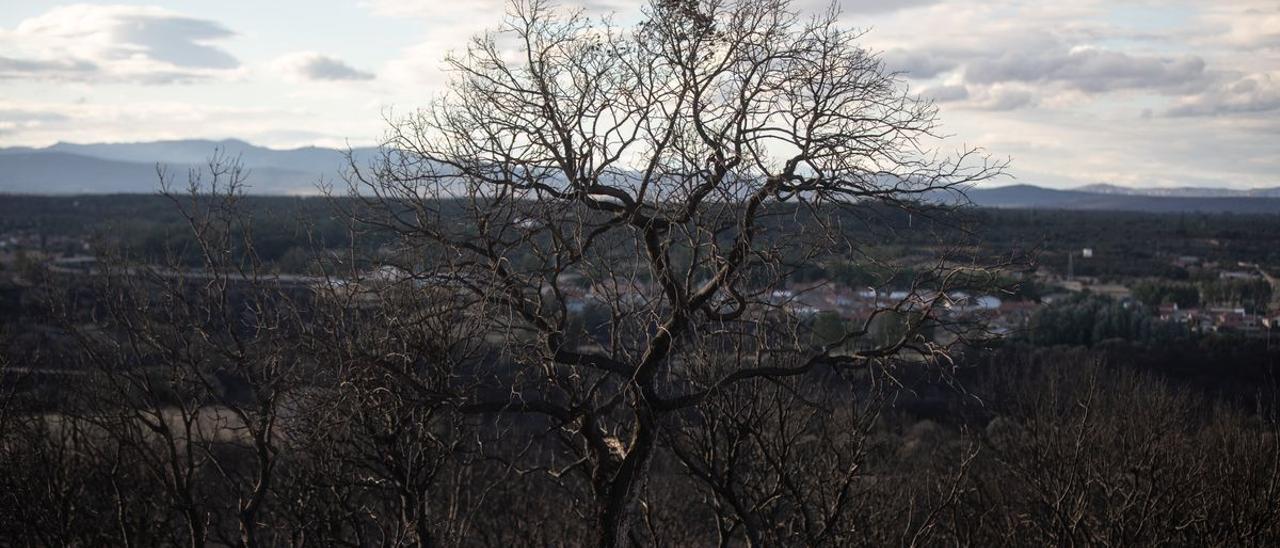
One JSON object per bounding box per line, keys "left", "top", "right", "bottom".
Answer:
{"left": 1, "top": 0, "right": 1277, "bottom": 189}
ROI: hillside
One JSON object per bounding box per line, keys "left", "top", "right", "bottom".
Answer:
{"left": 0, "top": 152, "right": 323, "bottom": 195}
{"left": 964, "top": 184, "right": 1280, "bottom": 214}
{"left": 0, "top": 140, "right": 378, "bottom": 195}
{"left": 3, "top": 141, "right": 1280, "bottom": 214}
{"left": 1075, "top": 183, "right": 1280, "bottom": 198}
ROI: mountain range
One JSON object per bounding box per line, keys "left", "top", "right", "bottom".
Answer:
{"left": 2, "top": 140, "right": 1279, "bottom": 213}
{"left": 1075, "top": 183, "right": 1280, "bottom": 199}
{"left": 962, "top": 184, "right": 1280, "bottom": 214}
{"left": 0, "top": 139, "right": 377, "bottom": 195}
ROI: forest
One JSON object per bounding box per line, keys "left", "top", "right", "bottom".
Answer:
{"left": 3, "top": 191, "right": 1278, "bottom": 545}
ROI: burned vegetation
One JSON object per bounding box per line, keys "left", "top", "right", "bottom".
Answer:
{"left": 2, "top": 1, "right": 1279, "bottom": 546}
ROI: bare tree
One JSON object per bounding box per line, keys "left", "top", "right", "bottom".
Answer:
{"left": 292, "top": 259, "right": 498, "bottom": 546}
{"left": 346, "top": 0, "right": 1004, "bottom": 544}
{"left": 953, "top": 354, "right": 1280, "bottom": 547}
{"left": 32, "top": 156, "right": 309, "bottom": 547}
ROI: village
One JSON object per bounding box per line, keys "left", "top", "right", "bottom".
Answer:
{"left": 6, "top": 220, "right": 1276, "bottom": 347}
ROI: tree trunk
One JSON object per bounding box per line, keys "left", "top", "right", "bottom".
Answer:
{"left": 596, "top": 410, "right": 657, "bottom": 548}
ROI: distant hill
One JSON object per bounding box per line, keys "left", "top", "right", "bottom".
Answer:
{"left": 965, "top": 184, "right": 1280, "bottom": 214}
{"left": 1075, "top": 183, "right": 1280, "bottom": 199}
{"left": 0, "top": 152, "right": 324, "bottom": 194}
{"left": 39, "top": 139, "right": 378, "bottom": 174}
{"left": 3, "top": 140, "right": 1280, "bottom": 214}
{"left": 0, "top": 152, "right": 164, "bottom": 194}
{"left": 0, "top": 139, "right": 378, "bottom": 195}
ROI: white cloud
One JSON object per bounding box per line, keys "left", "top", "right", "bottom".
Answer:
{"left": 836, "top": 0, "right": 1280, "bottom": 189}
{"left": 919, "top": 84, "right": 969, "bottom": 102}
{"left": 968, "top": 86, "right": 1036, "bottom": 111}
{"left": 1167, "top": 73, "right": 1280, "bottom": 117}
{"left": 833, "top": 0, "right": 941, "bottom": 14}
{"left": 0, "top": 98, "right": 323, "bottom": 146}
{"left": 1195, "top": 2, "right": 1280, "bottom": 51}
{"left": 965, "top": 47, "right": 1210, "bottom": 94}
{"left": 0, "top": 4, "right": 240, "bottom": 84}
{"left": 361, "top": 0, "right": 490, "bottom": 19}
{"left": 365, "top": 0, "right": 645, "bottom": 89}
{"left": 274, "top": 52, "right": 375, "bottom": 82}
{"left": 882, "top": 49, "right": 958, "bottom": 79}
{"left": 361, "top": 0, "right": 635, "bottom": 19}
